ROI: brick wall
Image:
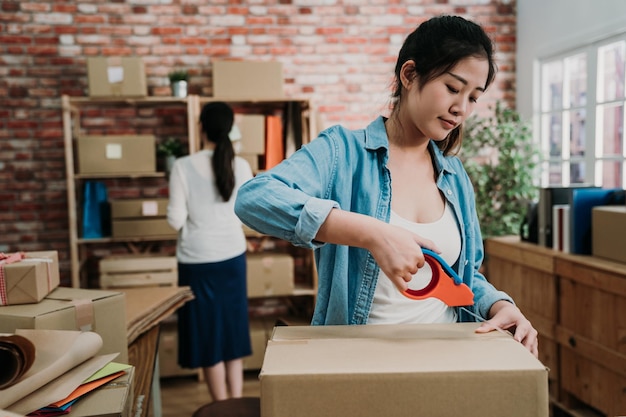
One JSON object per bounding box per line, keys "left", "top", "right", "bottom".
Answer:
{"left": 0, "top": 0, "right": 517, "bottom": 286}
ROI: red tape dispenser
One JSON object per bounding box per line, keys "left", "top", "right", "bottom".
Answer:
{"left": 401, "top": 249, "right": 474, "bottom": 307}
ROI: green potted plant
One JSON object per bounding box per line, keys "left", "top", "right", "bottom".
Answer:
{"left": 168, "top": 70, "right": 188, "bottom": 98}
{"left": 460, "top": 101, "right": 539, "bottom": 238}
{"left": 157, "top": 137, "right": 185, "bottom": 173}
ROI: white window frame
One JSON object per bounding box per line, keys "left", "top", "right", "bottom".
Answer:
{"left": 536, "top": 32, "right": 626, "bottom": 188}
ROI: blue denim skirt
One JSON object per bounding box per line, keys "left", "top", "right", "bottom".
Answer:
{"left": 176, "top": 253, "right": 251, "bottom": 368}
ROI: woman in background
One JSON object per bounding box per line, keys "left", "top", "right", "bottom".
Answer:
{"left": 167, "top": 101, "right": 253, "bottom": 401}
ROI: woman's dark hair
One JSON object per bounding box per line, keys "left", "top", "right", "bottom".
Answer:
{"left": 200, "top": 101, "right": 236, "bottom": 201}
{"left": 391, "top": 15, "right": 497, "bottom": 155}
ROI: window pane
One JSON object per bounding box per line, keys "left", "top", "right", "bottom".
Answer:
{"left": 566, "top": 54, "right": 587, "bottom": 107}
{"left": 547, "top": 113, "right": 563, "bottom": 157}
{"left": 599, "top": 103, "right": 624, "bottom": 156}
{"left": 570, "top": 162, "right": 586, "bottom": 184}
{"left": 548, "top": 161, "right": 563, "bottom": 185}
{"left": 569, "top": 109, "right": 586, "bottom": 157}
{"left": 600, "top": 160, "right": 623, "bottom": 188}
{"left": 542, "top": 60, "right": 563, "bottom": 111}
{"left": 598, "top": 41, "right": 625, "bottom": 102}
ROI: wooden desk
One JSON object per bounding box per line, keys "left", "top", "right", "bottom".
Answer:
{"left": 120, "top": 286, "right": 194, "bottom": 417}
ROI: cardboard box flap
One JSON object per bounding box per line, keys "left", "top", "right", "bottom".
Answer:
{"left": 264, "top": 323, "right": 545, "bottom": 375}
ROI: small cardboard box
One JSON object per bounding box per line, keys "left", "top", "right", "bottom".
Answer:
{"left": 110, "top": 199, "right": 176, "bottom": 239}
{"left": 213, "top": 60, "right": 284, "bottom": 99}
{"left": 100, "top": 255, "right": 177, "bottom": 289}
{"left": 236, "top": 114, "right": 266, "bottom": 155}
{"left": 592, "top": 205, "right": 626, "bottom": 264}
{"left": 261, "top": 323, "right": 549, "bottom": 417}
{"left": 247, "top": 254, "right": 294, "bottom": 298}
{"left": 0, "top": 251, "right": 60, "bottom": 306}
{"left": 77, "top": 135, "right": 156, "bottom": 175}
{"left": 87, "top": 57, "right": 147, "bottom": 97}
{"left": 70, "top": 365, "right": 135, "bottom": 417}
{"left": 0, "top": 287, "right": 128, "bottom": 363}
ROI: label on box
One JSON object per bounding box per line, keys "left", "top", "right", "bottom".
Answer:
{"left": 105, "top": 143, "right": 122, "bottom": 159}
{"left": 142, "top": 201, "right": 159, "bottom": 216}
{"left": 107, "top": 66, "right": 124, "bottom": 84}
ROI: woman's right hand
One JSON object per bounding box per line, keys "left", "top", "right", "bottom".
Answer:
{"left": 315, "top": 209, "right": 439, "bottom": 292}
{"left": 366, "top": 222, "right": 439, "bottom": 292}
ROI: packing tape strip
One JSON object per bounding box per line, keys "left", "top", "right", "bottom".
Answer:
{"left": 70, "top": 298, "right": 94, "bottom": 332}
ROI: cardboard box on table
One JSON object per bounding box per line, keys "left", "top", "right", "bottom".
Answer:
{"left": 592, "top": 205, "right": 626, "bottom": 264}
{"left": 0, "top": 251, "right": 60, "bottom": 306}
{"left": 87, "top": 57, "right": 147, "bottom": 97}
{"left": 0, "top": 287, "right": 128, "bottom": 363}
{"left": 260, "top": 323, "right": 549, "bottom": 417}
{"left": 110, "top": 198, "right": 176, "bottom": 239}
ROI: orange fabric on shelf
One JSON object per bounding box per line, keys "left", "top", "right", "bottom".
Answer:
{"left": 265, "top": 114, "right": 284, "bottom": 170}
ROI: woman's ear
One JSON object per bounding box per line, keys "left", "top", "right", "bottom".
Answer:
{"left": 399, "top": 60, "right": 417, "bottom": 90}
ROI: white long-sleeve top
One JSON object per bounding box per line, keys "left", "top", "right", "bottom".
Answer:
{"left": 167, "top": 150, "right": 253, "bottom": 263}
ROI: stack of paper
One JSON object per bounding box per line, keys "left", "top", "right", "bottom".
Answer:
{"left": 0, "top": 329, "right": 129, "bottom": 416}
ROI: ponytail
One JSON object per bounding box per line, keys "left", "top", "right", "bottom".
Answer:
{"left": 200, "top": 102, "right": 236, "bottom": 201}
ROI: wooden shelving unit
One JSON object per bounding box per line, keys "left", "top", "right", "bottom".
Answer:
{"left": 61, "top": 94, "right": 318, "bottom": 316}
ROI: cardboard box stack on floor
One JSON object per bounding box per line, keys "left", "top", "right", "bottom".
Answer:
{"left": 260, "top": 323, "right": 549, "bottom": 417}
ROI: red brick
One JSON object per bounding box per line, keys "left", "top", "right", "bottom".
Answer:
{"left": 1, "top": 0, "right": 518, "bottom": 284}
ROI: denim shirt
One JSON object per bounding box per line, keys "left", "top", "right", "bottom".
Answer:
{"left": 235, "top": 116, "right": 513, "bottom": 325}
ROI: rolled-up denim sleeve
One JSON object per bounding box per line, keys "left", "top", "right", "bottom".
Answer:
{"left": 234, "top": 130, "right": 341, "bottom": 249}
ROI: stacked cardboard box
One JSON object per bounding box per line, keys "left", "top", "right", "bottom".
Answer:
{"left": 100, "top": 255, "right": 177, "bottom": 289}
{"left": 110, "top": 198, "right": 176, "bottom": 239}
{"left": 0, "top": 287, "right": 128, "bottom": 363}
{"left": 77, "top": 135, "right": 156, "bottom": 175}
{"left": 0, "top": 251, "right": 60, "bottom": 306}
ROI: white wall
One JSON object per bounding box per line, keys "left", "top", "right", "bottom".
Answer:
{"left": 516, "top": 0, "right": 626, "bottom": 118}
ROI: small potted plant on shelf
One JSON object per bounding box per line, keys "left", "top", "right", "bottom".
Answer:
{"left": 168, "top": 70, "right": 188, "bottom": 98}
{"left": 157, "top": 137, "right": 185, "bottom": 174}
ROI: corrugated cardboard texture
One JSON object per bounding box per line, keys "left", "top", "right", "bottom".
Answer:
{"left": 213, "top": 60, "right": 284, "bottom": 99}
{"left": 261, "top": 323, "right": 549, "bottom": 417}
{"left": 77, "top": 135, "right": 156, "bottom": 175}
{"left": 87, "top": 57, "right": 147, "bottom": 97}
{"left": 247, "top": 254, "right": 294, "bottom": 298}
{"left": 0, "top": 287, "right": 128, "bottom": 363}
{"left": 592, "top": 206, "right": 626, "bottom": 264}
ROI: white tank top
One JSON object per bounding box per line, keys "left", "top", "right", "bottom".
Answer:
{"left": 368, "top": 202, "right": 462, "bottom": 324}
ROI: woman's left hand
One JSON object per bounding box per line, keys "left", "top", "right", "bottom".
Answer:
{"left": 475, "top": 300, "right": 539, "bottom": 358}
